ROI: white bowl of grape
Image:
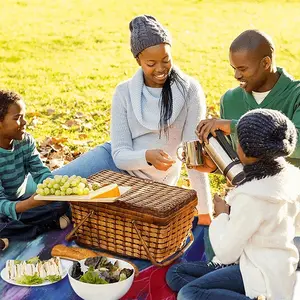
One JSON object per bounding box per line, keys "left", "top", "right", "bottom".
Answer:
{"left": 68, "top": 256, "right": 135, "bottom": 300}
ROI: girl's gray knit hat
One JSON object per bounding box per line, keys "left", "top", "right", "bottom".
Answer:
{"left": 237, "top": 108, "right": 297, "bottom": 159}
{"left": 129, "top": 15, "right": 171, "bottom": 57}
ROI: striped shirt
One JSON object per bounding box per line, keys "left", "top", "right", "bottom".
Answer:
{"left": 0, "top": 133, "right": 52, "bottom": 220}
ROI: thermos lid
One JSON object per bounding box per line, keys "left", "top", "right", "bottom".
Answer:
{"left": 231, "top": 172, "right": 246, "bottom": 185}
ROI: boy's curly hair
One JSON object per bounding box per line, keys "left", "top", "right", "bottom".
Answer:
{"left": 0, "top": 90, "right": 22, "bottom": 121}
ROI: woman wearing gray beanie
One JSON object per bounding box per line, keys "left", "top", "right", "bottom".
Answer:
{"left": 112, "top": 15, "right": 212, "bottom": 224}
{"left": 50, "top": 15, "right": 212, "bottom": 224}
{"left": 167, "top": 109, "right": 300, "bottom": 299}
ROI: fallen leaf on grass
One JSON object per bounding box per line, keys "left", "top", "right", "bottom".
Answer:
{"left": 49, "top": 158, "right": 65, "bottom": 169}
{"left": 26, "top": 112, "right": 42, "bottom": 118}
{"left": 74, "top": 112, "right": 85, "bottom": 118}
{"left": 40, "top": 137, "right": 69, "bottom": 147}
{"left": 64, "top": 119, "right": 81, "bottom": 127}
{"left": 78, "top": 133, "right": 88, "bottom": 139}
{"left": 72, "top": 140, "right": 88, "bottom": 146}
{"left": 37, "top": 136, "right": 84, "bottom": 171}
{"left": 81, "top": 122, "right": 93, "bottom": 130}
{"left": 47, "top": 108, "right": 55, "bottom": 115}
{"left": 49, "top": 143, "right": 64, "bottom": 151}
{"left": 52, "top": 137, "right": 69, "bottom": 144}
{"left": 27, "top": 116, "right": 39, "bottom": 129}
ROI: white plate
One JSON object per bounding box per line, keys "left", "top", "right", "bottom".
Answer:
{"left": 0, "top": 259, "right": 72, "bottom": 287}
{"left": 34, "top": 186, "right": 131, "bottom": 203}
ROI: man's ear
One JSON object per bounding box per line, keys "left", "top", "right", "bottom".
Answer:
{"left": 262, "top": 56, "right": 272, "bottom": 70}
{"left": 136, "top": 57, "right": 141, "bottom": 66}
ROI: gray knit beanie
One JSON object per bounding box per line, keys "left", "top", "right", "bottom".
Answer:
{"left": 129, "top": 15, "right": 172, "bottom": 57}
{"left": 237, "top": 109, "right": 297, "bottom": 159}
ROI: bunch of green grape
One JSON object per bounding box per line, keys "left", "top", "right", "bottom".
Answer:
{"left": 36, "top": 175, "right": 99, "bottom": 196}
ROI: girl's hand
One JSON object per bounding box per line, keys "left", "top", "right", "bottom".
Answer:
{"left": 146, "top": 149, "right": 176, "bottom": 171}
{"left": 213, "top": 194, "right": 230, "bottom": 217}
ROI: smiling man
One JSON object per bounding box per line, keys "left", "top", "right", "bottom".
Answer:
{"left": 197, "top": 29, "right": 300, "bottom": 168}
{"left": 195, "top": 30, "right": 300, "bottom": 265}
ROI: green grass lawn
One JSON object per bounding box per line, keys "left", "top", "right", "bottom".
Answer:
{"left": 1, "top": 0, "right": 300, "bottom": 190}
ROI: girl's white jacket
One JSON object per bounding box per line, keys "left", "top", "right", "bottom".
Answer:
{"left": 210, "top": 163, "right": 300, "bottom": 300}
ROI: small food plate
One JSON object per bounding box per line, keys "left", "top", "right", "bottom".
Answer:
{"left": 34, "top": 186, "right": 131, "bottom": 203}
{"left": 1, "top": 259, "right": 72, "bottom": 287}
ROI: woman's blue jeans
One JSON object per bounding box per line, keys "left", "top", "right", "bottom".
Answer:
{"left": 26, "top": 142, "right": 125, "bottom": 191}
{"left": 166, "top": 261, "right": 252, "bottom": 300}
{"left": 53, "top": 142, "right": 126, "bottom": 177}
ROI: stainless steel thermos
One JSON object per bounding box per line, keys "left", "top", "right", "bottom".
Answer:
{"left": 203, "top": 131, "right": 245, "bottom": 185}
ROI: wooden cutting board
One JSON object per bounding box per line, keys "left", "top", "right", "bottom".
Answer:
{"left": 34, "top": 186, "right": 131, "bottom": 203}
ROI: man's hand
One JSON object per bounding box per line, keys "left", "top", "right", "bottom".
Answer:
{"left": 15, "top": 194, "right": 49, "bottom": 213}
{"left": 196, "top": 118, "right": 232, "bottom": 144}
{"left": 213, "top": 194, "right": 230, "bottom": 217}
{"left": 146, "top": 149, "right": 176, "bottom": 171}
{"left": 190, "top": 150, "right": 218, "bottom": 173}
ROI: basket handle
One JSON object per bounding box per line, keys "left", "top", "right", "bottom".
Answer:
{"left": 65, "top": 210, "right": 94, "bottom": 242}
{"left": 132, "top": 221, "right": 194, "bottom": 267}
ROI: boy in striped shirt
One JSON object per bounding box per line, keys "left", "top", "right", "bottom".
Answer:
{"left": 0, "top": 90, "right": 70, "bottom": 240}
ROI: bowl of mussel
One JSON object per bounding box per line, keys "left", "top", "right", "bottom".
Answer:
{"left": 68, "top": 256, "right": 135, "bottom": 300}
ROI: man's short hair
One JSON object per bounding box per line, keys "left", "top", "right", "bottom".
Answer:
{"left": 230, "top": 30, "right": 275, "bottom": 59}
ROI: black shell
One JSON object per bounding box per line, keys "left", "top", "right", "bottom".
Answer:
{"left": 84, "top": 256, "right": 102, "bottom": 269}
{"left": 71, "top": 261, "right": 83, "bottom": 280}
{"left": 120, "top": 268, "right": 134, "bottom": 279}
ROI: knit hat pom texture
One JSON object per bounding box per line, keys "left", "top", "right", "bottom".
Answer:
{"left": 237, "top": 108, "right": 297, "bottom": 159}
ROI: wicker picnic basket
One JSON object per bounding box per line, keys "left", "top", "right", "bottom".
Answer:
{"left": 66, "top": 170, "right": 197, "bottom": 266}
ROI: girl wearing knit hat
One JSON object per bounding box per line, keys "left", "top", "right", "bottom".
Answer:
{"left": 51, "top": 15, "right": 213, "bottom": 225}
{"left": 167, "top": 108, "right": 300, "bottom": 300}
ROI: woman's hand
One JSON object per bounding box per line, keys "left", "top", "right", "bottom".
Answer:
{"left": 146, "top": 149, "right": 176, "bottom": 171}
{"left": 213, "top": 194, "right": 230, "bottom": 217}
{"left": 15, "top": 194, "right": 49, "bottom": 213}
{"left": 196, "top": 118, "right": 232, "bottom": 144}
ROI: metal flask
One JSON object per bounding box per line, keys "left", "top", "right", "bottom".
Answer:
{"left": 203, "top": 130, "right": 245, "bottom": 185}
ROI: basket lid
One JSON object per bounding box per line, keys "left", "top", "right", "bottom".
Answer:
{"left": 88, "top": 170, "right": 197, "bottom": 218}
